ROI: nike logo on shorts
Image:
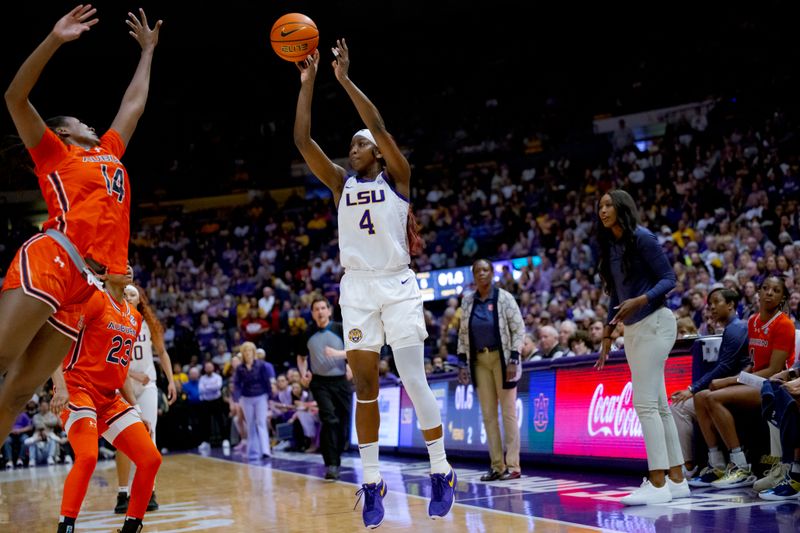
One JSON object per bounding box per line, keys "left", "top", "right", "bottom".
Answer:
{"left": 401, "top": 278, "right": 411, "bottom": 284}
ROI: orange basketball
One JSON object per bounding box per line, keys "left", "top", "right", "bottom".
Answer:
{"left": 270, "top": 13, "right": 319, "bottom": 62}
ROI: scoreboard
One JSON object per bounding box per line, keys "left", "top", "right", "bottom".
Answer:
{"left": 415, "top": 256, "right": 541, "bottom": 302}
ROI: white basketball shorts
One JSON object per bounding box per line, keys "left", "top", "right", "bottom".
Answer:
{"left": 339, "top": 267, "right": 427, "bottom": 352}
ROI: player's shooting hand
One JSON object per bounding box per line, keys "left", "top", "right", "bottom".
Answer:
{"left": 127, "top": 8, "right": 162, "bottom": 51}
{"left": 53, "top": 5, "right": 99, "bottom": 43}
{"left": 296, "top": 49, "right": 320, "bottom": 82}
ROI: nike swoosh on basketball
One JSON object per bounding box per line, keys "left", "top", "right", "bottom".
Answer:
{"left": 280, "top": 27, "right": 302, "bottom": 37}
{"left": 401, "top": 278, "right": 411, "bottom": 284}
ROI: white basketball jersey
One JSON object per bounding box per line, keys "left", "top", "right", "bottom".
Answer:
{"left": 338, "top": 173, "right": 410, "bottom": 271}
{"left": 130, "top": 320, "right": 157, "bottom": 389}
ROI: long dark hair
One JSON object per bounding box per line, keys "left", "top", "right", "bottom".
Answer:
{"left": 597, "top": 189, "right": 641, "bottom": 294}
{"left": 133, "top": 283, "right": 166, "bottom": 353}
{"left": 0, "top": 116, "right": 71, "bottom": 185}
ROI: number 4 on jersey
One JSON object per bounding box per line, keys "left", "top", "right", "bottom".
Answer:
{"left": 101, "top": 164, "right": 125, "bottom": 203}
{"left": 359, "top": 209, "right": 376, "bottom": 234}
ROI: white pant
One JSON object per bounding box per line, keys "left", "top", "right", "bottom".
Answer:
{"left": 625, "top": 307, "right": 683, "bottom": 471}
{"left": 136, "top": 386, "right": 158, "bottom": 444}
{"left": 241, "top": 394, "right": 270, "bottom": 458}
{"left": 340, "top": 268, "right": 427, "bottom": 352}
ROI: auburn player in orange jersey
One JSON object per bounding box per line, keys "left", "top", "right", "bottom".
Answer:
{"left": 51, "top": 270, "right": 162, "bottom": 533}
{"left": 0, "top": 5, "right": 162, "bottom": 441}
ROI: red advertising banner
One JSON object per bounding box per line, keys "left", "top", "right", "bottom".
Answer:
{"left": 553, "top": 355, "right": 692, "bottom": 458}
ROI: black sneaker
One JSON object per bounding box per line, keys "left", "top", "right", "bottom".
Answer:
{"left": 117, "top": 517, "right": 143, "bottom": 533}
{"left": 324, "top": 465, "right": 340, "bottom": 482}
{"left": 57, "top": 518, "right": 76, "bottom": 533}
{"left": 147, "top": 491, "right": 159, "bottom": 511}
{"left": 114, "top": 491, "right": 129, "bottom": 514}
{"left": 499, "top": 469, "right": 521, "bottom": 481}
{"left": 480, "top": 469, "right": 502, "bottom": 482}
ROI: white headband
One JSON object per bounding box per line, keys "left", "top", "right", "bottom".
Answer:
{"left": 353, "top": 128, "right": 376, "bottom": 146}
{"left": 124, "top": 284, "right": 139, "bottom": 298}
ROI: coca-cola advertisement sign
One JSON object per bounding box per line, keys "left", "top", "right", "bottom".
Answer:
{"left": 553, "top": 356, "right": 692, "bottom": 458}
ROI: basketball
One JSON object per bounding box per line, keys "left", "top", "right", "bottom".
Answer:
{"left": 270, "top": 13, "right": 319, "bottom": 62}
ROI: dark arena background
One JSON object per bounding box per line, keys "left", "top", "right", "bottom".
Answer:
{"left": 2, "top": 1, "right": 800, "bottom": 532}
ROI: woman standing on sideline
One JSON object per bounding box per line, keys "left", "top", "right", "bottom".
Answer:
{"left": 595, "top": 189, "right": 689, "bottom": 505}
{"left": 457, "top": 259, "right": 525, "bottom": 482}
{"left": 0, "top": 5, "right": 161, "bottom": 440}
{"left": 293, "top": 40, "right": 454, "bottom": 528}
{"left": 233, "top": 342, "right": 274, "bottom": 461}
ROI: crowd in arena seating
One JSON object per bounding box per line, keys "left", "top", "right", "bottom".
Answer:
{"left": 3, "top": 98, "right": 800, "bottom": 468}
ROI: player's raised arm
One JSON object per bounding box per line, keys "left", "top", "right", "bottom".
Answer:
{"left": 5, "top": 5, "right": 98, "bottom": 148}
{"left": 110, "top": 8, "right": 162, "bottom": 146}
{"left": 331, "top": 39, "right": 411, "bottom": 193}
{"left": 293, "top": 50, "right": 348, "bottom": 203}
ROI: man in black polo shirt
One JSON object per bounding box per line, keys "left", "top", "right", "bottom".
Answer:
{"left": 298, "top": 296, "right": 352, "bottom": 481}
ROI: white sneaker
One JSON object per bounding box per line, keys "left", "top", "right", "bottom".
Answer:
{"left": 222, "top": 439, "right": 231, "bottom": 457}
{"left": 754, "top": 462, "right": 790, "bottom": 492}
{"left": 620, "top": 478, "right": 673, "bottom": 506}
{"left": 681, "top": 465, "right": 697, "bottom": 479}
{"left": 667, "top": 477, "right": 691, "bottom": 499}
{"left": 4, "top": 461, "right": 12, "bottom": 470}
{"left": 47, "top": 456, "right": 55, "bottom": 466}
{"left": 64, "top": 455, "right": 73, "bottom": 465}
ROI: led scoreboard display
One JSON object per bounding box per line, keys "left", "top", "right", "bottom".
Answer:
{"left": 416, "top": 267, "right": 471, "bottom": 302}
{"left": 415, "top": 256, "right": 541, "bottom": 302}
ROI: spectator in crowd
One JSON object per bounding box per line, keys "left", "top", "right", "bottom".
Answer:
{"left": 4, "top": 400, "right": 34, "bottom": 468}
{"left": 589, "top": 320, "right": 605, "bottom": 352}
{"left": 595, "top": 189, "right": 687, "bottom": 505}
{"left": 670, "top": 287, "right": 749, "bottom": 486}
{"left": 693, "top": 275, "right": 794, "bottom": 490}
{"left": 378, "top": 358, "right": 401, "bottom": 386}
{"left": 529, "top": 326, "right": 565, "bottom": 361}
{"left": 172, "top": 363, "right": 188, "bottom": 384}
{"left": 233, "top": 341, "right": 275, "bottom": 460}
{"left": 567, "top": 330, "right": 593, "bottom": 356}
{"left": 287, "top": 382, "right": 319, "bottom": 453}
{"left": 297, "top": 296, "right": 351, "bottom": 481}
{"left": 558, "top": 320, "right": 577, "bottom": 350}
{"left": 198, "top": 362, "right": 227, "bottom": 450}
{"left": 458, "top": 258, "right": 525, "bottom": 482}
{"left": 24, "top": 421, "right": 58, "bottom": 466}
{"left": 677, "top": 317, "right": 699, "bottom": 338}
{"left": 520, "top": 333, "right": 537, "bottom": 361}
{"left": 241, "top": 307, "right": 269, "bottom": 345}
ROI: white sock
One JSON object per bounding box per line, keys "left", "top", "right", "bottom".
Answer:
{"left": 118, "top": 486, "right": 129, "bottom": 495}
{"left": 708, "top": 448, "right": 725, "bottom": 470}
{"left": 358, "top": 441, "right": 381, "bottom": 485}
{"left": 729, "top": 448, "right": 747, "bottom": 469}
{"left": 791, "top": 462, "right": 800, "bottom": 474}
{"left": 425, "top": 436, "right": 449, "bottom": 475}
